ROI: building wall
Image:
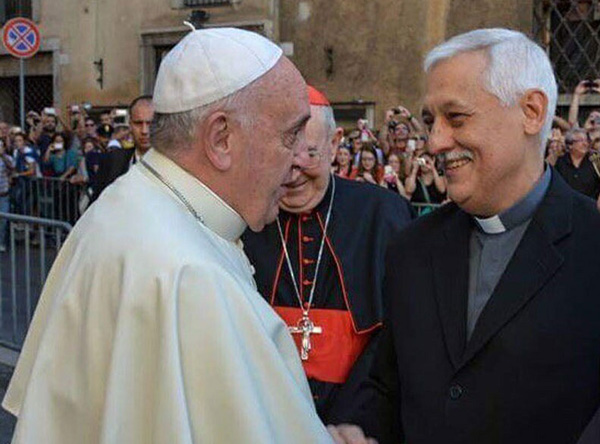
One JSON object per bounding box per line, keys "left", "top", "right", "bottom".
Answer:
{"left": 0, "top": 0, "right": 277, "bottom": 115}
{"left": 1, "top": 0, "right": 535, "bottom": 124}
{"left": 281, "top": 0, "right": 535, "bottom": 128}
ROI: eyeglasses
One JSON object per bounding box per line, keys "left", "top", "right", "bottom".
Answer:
{"left": 85, "top": 123, "right": 95, "bottom": 127}
{"left": 296, "top": 147, "right": 323, "bottom": 169}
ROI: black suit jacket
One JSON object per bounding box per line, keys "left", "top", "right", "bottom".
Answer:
{"left": 352, "top": 172, "right": 600, "bottom": 444}
{"left": 90, "top": 149, "right": 134, "bottom": 203}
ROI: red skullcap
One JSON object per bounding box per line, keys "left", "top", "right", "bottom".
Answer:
{"left": 308, "top": 85, "right": 330, "bottom": 106}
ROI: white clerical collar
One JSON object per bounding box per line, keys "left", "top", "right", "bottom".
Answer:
{"left": 474, "top": 215, "right": 506, "bottom": 234}
{"left": 473, "top": 167, "right": 552, "bottom": 235}
{"left": 140, "top": 149, "right": 247, "bottom": 242}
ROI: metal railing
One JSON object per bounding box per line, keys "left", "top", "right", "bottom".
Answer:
{"left": 0, "top": 212, "right": 71, "bottom": 350}
{"left": 10, "top": 176, "right": 87, "bottom": 225}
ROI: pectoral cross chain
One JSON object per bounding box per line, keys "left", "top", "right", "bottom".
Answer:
{"left": 289, "top": 315, "right": 322, "bottom": 361}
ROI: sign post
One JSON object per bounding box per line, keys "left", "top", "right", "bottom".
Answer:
{"left": 2, "top": 17, "right": 41, "bottom": 128}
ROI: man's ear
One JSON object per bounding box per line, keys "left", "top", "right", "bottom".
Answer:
{"left": 520, "top": 89, "right": 548, "bottom": 137}
{"left": 204, "top": 111, "right": 232, "bottom": 171}
{"left": 329, "top": 127, "right": 344, "bottom": 163}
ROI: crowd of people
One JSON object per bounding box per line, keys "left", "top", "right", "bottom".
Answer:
{"left": 332, "top": 108, "right": 447, "bottom": 209}
{"left": 0, "top": 98, "right": 153, "bottom": 251}
{"left": 2, "top": 77, "right": 600, "bottom": 241}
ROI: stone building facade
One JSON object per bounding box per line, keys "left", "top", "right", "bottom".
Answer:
{"left": 2, "top": 0, "right": 591, "bottom": 128}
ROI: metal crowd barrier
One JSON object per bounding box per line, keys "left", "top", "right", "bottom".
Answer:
{"left": 0, "top": 212, "right": 72, "bottom": 350}
{"left": 411, "top": 202, "right": 443, "bottom": 216}
{"left": 10, "top": 176, "right": 86, "bottom": 225}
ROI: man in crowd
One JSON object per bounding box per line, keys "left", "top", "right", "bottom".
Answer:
{"left": 91, "top": 95, "right": 154, "bottom": 203}
{"left": 84, "top": 117, "right": 97, "bottom": 138}
{"left": 243, "top": 86, "right": 413, "bottom": 423}
{"left": 96, "top": 123, "right": 113, "bottom": 150}
{"left": 36, "top": 112, "right": 57, "bottom": 157}
{"left": 555, "top": 128, "right": 600, "bottom": 206}
{"left": 335, "top": 28, "right": 600, "bottom": 444}
{"left": 99, "top": 110, "right": 113, "bottom": 126}
{"left": 3, "top": 28, "right": 337, "bottom": 443}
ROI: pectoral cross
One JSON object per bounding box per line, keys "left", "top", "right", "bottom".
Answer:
{"left": 288, "top": 315, "right": 322, "bottom": 361}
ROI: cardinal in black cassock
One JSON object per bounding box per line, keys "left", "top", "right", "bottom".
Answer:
{"left": 242, "top": 86, "right": 413, "bottom": 422}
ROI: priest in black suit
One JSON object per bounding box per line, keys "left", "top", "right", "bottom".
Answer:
{"left": 333, "top": 29, "right": 600, "bottom": 444}
{"left": 91, "top": 95, "right": 154, "bottom": 203}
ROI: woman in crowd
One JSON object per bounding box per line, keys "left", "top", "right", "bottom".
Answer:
{"left": 545, "top": 131, "right": 567, "bottom": 166}
{"left": 13, "top": 133, "right": 40, "bottom": 179}
{"left": 42, "top": 133, "right": 79, "bottom": 180}
{"left": 355, "top": 143, "right": 384, "bottom": 186}
{"left": 383, "top": 153, "right": 409, "bottom": 198}
{"left": 404, "top": 152, "right": 446, "bottom": 206}
{"left": 332, "top": 144, "right": 356, "bottom": 179}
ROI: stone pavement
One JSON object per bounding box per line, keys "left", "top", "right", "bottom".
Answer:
{"left": 0, "top": 363, "right": 15, "bottom": 443}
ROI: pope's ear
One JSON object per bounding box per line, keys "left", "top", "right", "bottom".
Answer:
{"left": 520, "top": 89, "right": 548, "bottom": 137}
{"left": 203, "top": 111, "right": 232, "bottom": 171}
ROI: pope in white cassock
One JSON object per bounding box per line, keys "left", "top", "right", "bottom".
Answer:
{"left": 2, "top": 28, "right": 335, "bottom": 443}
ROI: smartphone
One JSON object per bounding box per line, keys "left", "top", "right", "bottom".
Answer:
{"left": 43, "top": 107, "right": 56, "bottom": 116}
{"left": 71, "top": 105, "right": 80, "bottom": 113}
{"left": 407, "top": 139, "right": 417, "bottom": 151}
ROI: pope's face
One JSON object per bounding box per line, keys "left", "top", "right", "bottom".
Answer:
{"left": 235, "top": 57, "right": 310, "bottom": 231}
{"left": 279, "top": 106, "right": 335, "bottom": 214}
{"left": 423, "top": 50, "right": 539, "bottom": 216}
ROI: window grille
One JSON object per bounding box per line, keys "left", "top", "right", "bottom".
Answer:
{"left": 183, "top": 0, "right": 232, "bottom": 7}
{"left": 0, "top": 0, "right": 33, "bottom": 25}
{"left": 533, "top": 0, "right": 600, "bottom": 93}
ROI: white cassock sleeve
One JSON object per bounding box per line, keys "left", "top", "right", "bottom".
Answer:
{"left": 4, "top": 248, "right": 332, "bottom": 443}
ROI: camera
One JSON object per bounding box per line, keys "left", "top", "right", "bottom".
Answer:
{"left": 585, "top": 80, "right": 598, "bottom": 88}
{"left": 113, "top": 109, "right": 129, "bottom": 125}
{"left": 416, "top": 157, "right": 427, "bottom": 167}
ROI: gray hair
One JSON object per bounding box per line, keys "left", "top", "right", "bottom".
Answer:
{"left": 319, "top": 106, "right": 337, "bottom": 140}
{"left": 151, "top": 88, "right": 254, "bottom": 154}
{"left": 424, "top": 28, "right": 557, "bottom": 145}
{"left": 565, "top": 127, "right": 588, "bottom": 144}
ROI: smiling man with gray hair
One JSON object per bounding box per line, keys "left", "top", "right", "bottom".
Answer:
{"left": 3, "top": 28, "right": 336, "bottom": 443}
{"left": 333, "top": 28, "right": 600, "bottom": 444}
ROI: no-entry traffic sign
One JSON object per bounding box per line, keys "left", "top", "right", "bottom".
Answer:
{"left": 2, "top": 17, "right": 41, "bottom": 59}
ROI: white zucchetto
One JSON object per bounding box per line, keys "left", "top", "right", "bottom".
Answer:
{"left": 153, "top": 27, "right": 283, "bottom": 114}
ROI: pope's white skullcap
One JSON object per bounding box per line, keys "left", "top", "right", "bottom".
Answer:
{"left": 153, "top": 27, "right": 283, "bottom": 114}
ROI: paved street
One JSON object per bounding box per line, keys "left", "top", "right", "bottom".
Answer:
{"left": 0, "top": 364, "right": 16, "bottom": 443}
